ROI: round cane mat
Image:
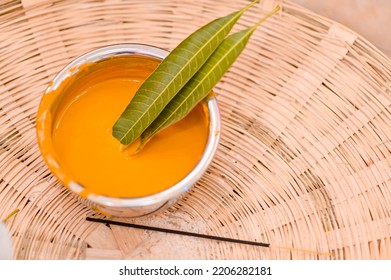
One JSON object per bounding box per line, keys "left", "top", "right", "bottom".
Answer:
{"left": 1, "top": 0, "right": 391, "bottom": 260}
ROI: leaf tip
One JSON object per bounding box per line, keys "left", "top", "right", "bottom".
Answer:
{"left": 119, "top": 138, "right": 142, "bottom": 156}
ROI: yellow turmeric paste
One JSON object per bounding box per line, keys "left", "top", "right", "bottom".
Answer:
{"left": 50, "top": 55, "right": 209, "bottom": 198}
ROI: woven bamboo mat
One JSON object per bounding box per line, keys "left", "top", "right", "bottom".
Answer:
{"left": 1, "top": 0, "right": 390, "bottom": 260}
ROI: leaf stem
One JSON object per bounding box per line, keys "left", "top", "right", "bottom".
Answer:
{"left": 255, "top": 5, "right": 280, "bottom": 28}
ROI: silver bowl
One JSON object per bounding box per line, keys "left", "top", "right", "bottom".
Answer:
{"left": 36, "top": 44, "right": 221, "bottom": 217}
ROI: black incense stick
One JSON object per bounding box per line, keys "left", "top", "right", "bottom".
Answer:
{"left": 86, "top": 217, "right": 270, "bottom": 248}
{"left": 86, "top": 217, "right": 332, "bottom": 256}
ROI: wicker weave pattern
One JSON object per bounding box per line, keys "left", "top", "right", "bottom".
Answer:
{"left": 0, "top": 0, "right": 390, "bottom": 259}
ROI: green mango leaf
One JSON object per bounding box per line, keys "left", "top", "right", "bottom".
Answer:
{"left": 112, "top": 0, "right": 258, "bottom": 145}
{"left": 138, "top": 6, "right": 281, "bottom": 150}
